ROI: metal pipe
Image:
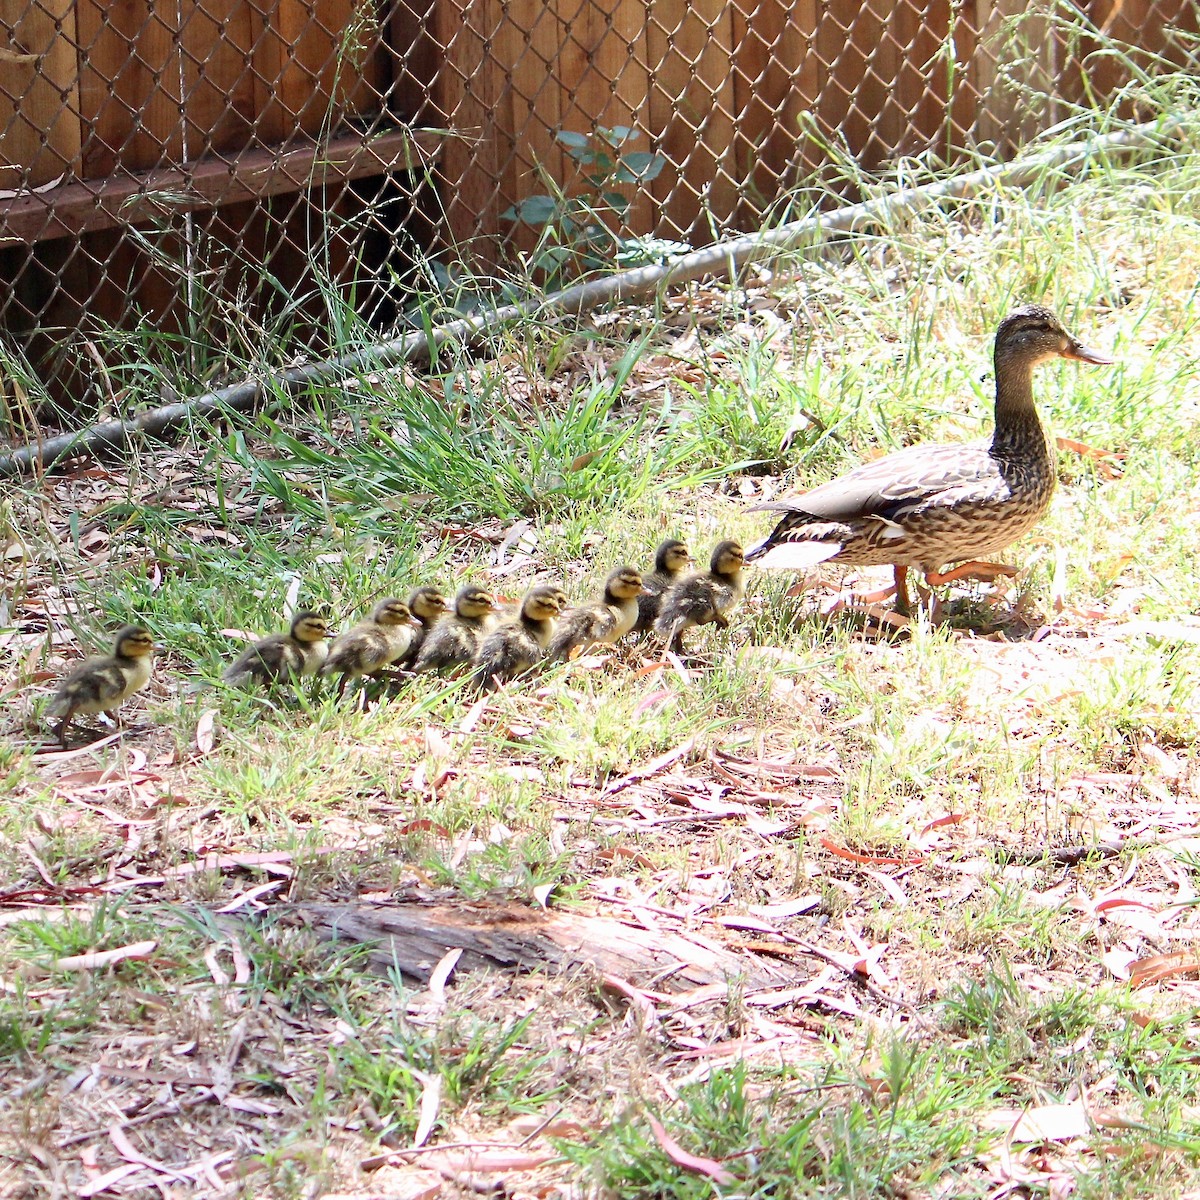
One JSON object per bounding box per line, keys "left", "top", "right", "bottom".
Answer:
{"left": 0, "top": 119, "right": 1175, "bottom": 477}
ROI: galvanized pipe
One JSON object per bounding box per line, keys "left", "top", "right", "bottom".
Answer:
{"left": 0, "top": 119, "right": 1175, "bottom": 477}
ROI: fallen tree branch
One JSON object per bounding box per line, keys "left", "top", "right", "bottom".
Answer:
{"left": 298, "top": 900, "right": 786, "bottom": 988}
{"left": 985, "top": 836, "right": 1154, "bottom": 867}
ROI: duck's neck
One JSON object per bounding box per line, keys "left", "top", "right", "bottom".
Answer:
{"left": 605, "top": 589, "right": 636, "bottom": 614}
{"left": 523, "top": 613, "right": 554, "bottom": 646}
{"left": 717, "top": 566, "right": 745, "bottom": 597}
{"left": 119, "top": 653, "right": 150, "bottom": 673}
{"left": 989, "top": 355, "right": 1050, "bottom": 462}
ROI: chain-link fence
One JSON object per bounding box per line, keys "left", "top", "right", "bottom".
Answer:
{"left": 0, "top": 0, "right": 1194, "bottom": 406}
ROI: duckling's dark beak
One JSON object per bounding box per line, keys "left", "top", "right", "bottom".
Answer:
{"left": 1064, "top": 338, "right": 1114, "bottom": 366}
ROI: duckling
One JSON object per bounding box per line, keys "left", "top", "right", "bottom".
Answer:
{"left": 546, "top": 566, "right": 647, "bottom": 662}
{"left": 473, "top": 584, "right": 569, "bottom": 690}
{"left": 47, "top": 624, "right": 156, "bottom": 746}
{"left": 411, "top": 584, "right": 498, "bottom": 674}
{"left": 633, "top": 539, "right": 692, "bottom": 635}
{"left": 397, "top": 585, "right": 451, "bottom": 668}
{"left": 222, "top": 611, "right": 330, "bottom": 686}
{"left": 321, "top": 598, "right": 420, "bottom": 698}
{"left": 655, "top": 540, "right": 745, "bottom": 654}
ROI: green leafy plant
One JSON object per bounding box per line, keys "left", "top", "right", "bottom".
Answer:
{"left": 504, "top": 126, "right": 686, "bottom": 286}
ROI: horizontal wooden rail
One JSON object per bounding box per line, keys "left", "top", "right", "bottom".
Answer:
{"left": 0, "top": 127, "right": 445, "bottom": 245}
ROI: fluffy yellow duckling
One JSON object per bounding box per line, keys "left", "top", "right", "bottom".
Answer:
{"left": 633, "top": 538, "right": 692, "bottom": 635}
{"left": 546, "top": 566, "right": 646, "bottom": 661}
{"left": 655, "top": 540, "right": 745, "bottom": 654}
{"left": 411, "top": 584, "right": 498, "bottom": 674}
{"left": 222, "top": 611, "right": 330, "bottom": 686}
{"left": 397, "top": 585, "right": 451, "bottom": 668}
{"left": 321, "top": 598, "right": 420, "bottom": 698}
{"left": 47, "top": 624, "right": 156, "bottom": 746}
{"left": 472, "top": 584, "right": 569, "bottom": 691}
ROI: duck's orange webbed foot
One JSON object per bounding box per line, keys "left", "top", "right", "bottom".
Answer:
{"left": 925, "top": 561, "right": 1017, "bottom": 587}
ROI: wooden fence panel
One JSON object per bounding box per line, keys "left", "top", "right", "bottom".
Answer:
{"left": 729, "top": 0, "right": 821, "bottom": 223}
{"left": 182, "top": 0, "right": 258, "bottom": 155}
{"left": 1070, "top": 0, "right": 1199, "bottom": 113}
{"left": 434, "top": 0, "right": 507, "bottom": 255}
{"left": 0, "top": 0, "right": 81, "bottom": 189}
{"left": 76, "top": 2, "right": 185, "bottom": 177}
{"left": 646, "top": 0, "right": 739, "bottom": 238}
{"left": 896, "top": 0, "right": 954, "bottom": 158}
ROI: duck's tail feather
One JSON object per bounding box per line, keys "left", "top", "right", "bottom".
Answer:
{"left": 744, "top": 539, "right": 842, "bottom": 569}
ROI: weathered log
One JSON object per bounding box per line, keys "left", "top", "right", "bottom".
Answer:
{"left": 301, "top": 901, "right": 787, "bottom": 989}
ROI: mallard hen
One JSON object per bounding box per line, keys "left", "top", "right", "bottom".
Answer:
{"left": 655, "top": 540, "right": 745, "bottom": 654}
{"left": 546, "top": 566, "right": 646, "bottom": 661}
{"left": 223, "top": 611, "right": 330, "bottom": 686}
{"left": 321, "top": 598, "right": 420, "bottom": 698}
{"left": 412, "top": 584, "right": 497, "bottom": 674}
{"left": 632, "top": 539, "right": 692, "bottom": 635}
{"left": 47, "top": 624, "right": 156, "bottom": 745}
{"left": 745, "top": 305, "right": 1114, "bottom": 612}
{"left": 473, "top": 584, "right": 569, "bottom": 690}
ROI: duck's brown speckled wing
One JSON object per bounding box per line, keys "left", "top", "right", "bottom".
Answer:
{"left": 53, "top": 658, "right": 128, "bottom": 709}
{"left": 752, "top": 442, "right": 1003, "bottom": 526}
{"left": 547, "top": 605, "right": 615, "bottom": 658}
{"left": 746, "top": 441, "right": 1039, "bottom": 569}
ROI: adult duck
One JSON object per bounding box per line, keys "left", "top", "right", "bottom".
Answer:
{"left": 746, "top": 305, "right": 1114, "bottom": 612}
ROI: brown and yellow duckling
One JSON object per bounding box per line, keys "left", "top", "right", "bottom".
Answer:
{"left": 396, "top": 585, "right": 450, "bottom": 668}
{"left": 633, "top": 538, "right": 692, "bottom": 635}
{"left": 655, "top": 540, "right": 745, "bottom": 654}
{"left": 745, "top": 305, "right": 1114, "bottom": 613}
{"left": 546, "top": 566, "right": 647, "bottom": 662}
{"left": 473, "top": 584, "right": 569, "bottom": 691}
{"left": 47, "top": 624, "right": 156, "bottom": 746}
{"left": 412, "top": 584, "right": 498, "bottom": 674}
{"left": 321, "top": 598, "right": 420, "bottom": 698}
{"left": 222, "top": 611, "right": 330, "bottom": 686}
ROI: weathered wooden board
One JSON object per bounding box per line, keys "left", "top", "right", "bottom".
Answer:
{"left": 303, "top": 901, "right": 792, "bottom": 989}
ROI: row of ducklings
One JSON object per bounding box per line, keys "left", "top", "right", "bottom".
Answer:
{"left": 45, "top": 540, "right": 745, "bottom": 745}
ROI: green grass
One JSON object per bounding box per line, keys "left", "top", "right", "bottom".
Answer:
{"left": 339, "top": 1007, "right": 563, "bottom": 1141}
{"left": 5, "top": 86, "right": 1200, "bottom": 1197}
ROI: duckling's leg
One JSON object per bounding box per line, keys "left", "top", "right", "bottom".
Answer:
{"left": 659, "top": 620, "right": 686, "bottom": 658}
{"left": 56, "top": 707, "right": 77, "bottom": 747}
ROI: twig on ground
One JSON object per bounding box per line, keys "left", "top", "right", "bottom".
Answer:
{"left": 985, "top": 835, "right": 1193, "bottom": 867}
{"left": 776, "top": 933, "right": 934, "bottom": 1030}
